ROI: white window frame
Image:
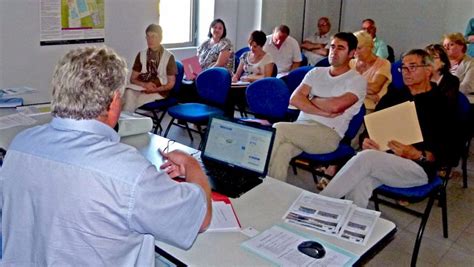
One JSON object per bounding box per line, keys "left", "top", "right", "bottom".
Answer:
{"left": 159, "top": 0, "right": 198, "bottom": 48}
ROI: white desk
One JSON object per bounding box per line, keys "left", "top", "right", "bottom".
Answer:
{"left": 0, "top": 121, "right": 396, "bottom": 266}
{"left": 123, "top": 133, "right": 397, "bottom": 266}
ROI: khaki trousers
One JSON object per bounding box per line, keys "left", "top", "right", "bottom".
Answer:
{"left": 268, "top": 120, "right": 341, "bottom": 181}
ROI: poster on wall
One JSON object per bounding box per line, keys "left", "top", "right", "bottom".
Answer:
{"left": 40, "top": 0, "right": 105, "bottom": 46}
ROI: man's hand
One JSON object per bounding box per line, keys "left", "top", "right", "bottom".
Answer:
{"left": 387, "top": 140, "right": 420, "bottom": 160}
{"left": 159, "top": 149, "right": 198, "bottom": 178}
{"left": 142, "top": 82, "right": 159, "bottom": 94}
{"left": 362, "top": 138, "right": 380, "bottom": 150}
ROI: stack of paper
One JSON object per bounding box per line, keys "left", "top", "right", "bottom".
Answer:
{"left": 364, "top": 101, "right": 423, "bottom": 151}
{"left": 283, "top": 191, "right": 380, "bottom": 245}
{"left": 207, "top": 191, "right": 241, "bottom": 232}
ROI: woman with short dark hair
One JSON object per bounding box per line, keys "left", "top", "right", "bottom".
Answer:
{"left": 197, "top": 18, "right": 234, "bottom": 72}
{"left": 232, "top": 30, "right": 274, "bottom": 83}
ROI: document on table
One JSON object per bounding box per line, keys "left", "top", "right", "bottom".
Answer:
{"left": 16, "top": 104, "right": 51, "bottom": 115}
{"left": 0, "top": 113, "right": 37, "bottom": 130}
{"left": 207, "top": 201, "right": 241, "bottom": 232}
{"left": 241, "top": 225, "right": 358, "bottom": 267}
{"left": 231, "top": 80, "right": 250, "bottom": 87}
{"left": 283, "top": 191, "right": 380, "bottom": 245}
{"left": 125, "top": 84, "right": 145, "bottom": 91}
{"left": 364, "top": 101, "right": 423, "bottom": 151}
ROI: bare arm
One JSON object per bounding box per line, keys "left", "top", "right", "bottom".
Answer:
{"left": 232, "top": 61, "right": 245, "bottom": 82}
{"left": 311, "top": 92, "right": 359, "bottom": 114}
{"left": 289, "top": 61, "right": 301, "bottom": 71}
{"left": 160, "top": 150, "right": 212, "bottom": 232}
{"left": 211, "top": 50, "right": 231, "bottom": 68}
{"left": 366, "top": 74, "right": 388, "bottom": 95}
{"left": 290, "top": 83, "right": 341, "bottom": 117}
{"left": 301, "top": 40, "right": 326, "bottom": 51}
{"left": 130, "top": 70, "right": 158, "bottom": 91}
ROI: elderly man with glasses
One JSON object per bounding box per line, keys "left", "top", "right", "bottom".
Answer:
{"left": 320, "top": 49, "right": 456, "bottom": 208}
{"left": 301, "top": 17, "right": 332, "bottom": 66}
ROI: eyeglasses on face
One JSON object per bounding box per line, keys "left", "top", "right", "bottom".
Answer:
{"left": 398, "top": 65, "right": 428, "bottom": 73}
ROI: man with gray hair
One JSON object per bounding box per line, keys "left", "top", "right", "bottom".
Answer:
{"left": 321, "top": 49, "right": 454, "bottom": 208}
{"left": 0, "top": 46, "right": 211, "bottom": 265}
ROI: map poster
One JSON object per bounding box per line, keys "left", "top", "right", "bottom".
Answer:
{"left": 40, "top": 0, "right": 105, "bottom": 46}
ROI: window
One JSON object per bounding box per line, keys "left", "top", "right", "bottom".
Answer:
{"left": 158, "top": 0, "right": 197, "bottom": 48}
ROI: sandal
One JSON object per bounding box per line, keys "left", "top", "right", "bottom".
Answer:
{"left": 316, "top": 177, "right": 330, "bottom": 191}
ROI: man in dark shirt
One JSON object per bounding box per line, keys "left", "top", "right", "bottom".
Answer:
{"left": 320, "top": 49, "right": 453, "bottom": 208}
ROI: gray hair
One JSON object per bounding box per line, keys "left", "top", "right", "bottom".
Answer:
{"left": 402, "top": 49, "right": 435, "bottom": 68}
{"left": 51, "top": 46, "right": 128, "bottom": 119}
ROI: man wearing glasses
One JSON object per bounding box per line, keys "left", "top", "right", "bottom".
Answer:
{"left": 301, "top": 17, "right": 332, "bottom": 66}
{"left": 321, "top": 49, "right": 455, "bottom": 208}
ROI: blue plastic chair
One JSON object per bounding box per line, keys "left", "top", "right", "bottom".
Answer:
{"left": 389, "top": 60, "right": 404, "bottom": 90}
{"left": 234, "top": 47, "right": 250, "bottom": 72}
{"left": 245, "top": 78, "right": 291, "bottom": 123}
{"left": 284, "top": 66, "right": 314, "bottom": 94}
{"left": 314, "top": 57, "right": 330, "bottom": 67}
{"left": 290, "top": 105, "right": 366, "bottom": 182}
{"left": 136, "top": 61, "right": 184, "bottom": 134}
{"left": 300, "top": 52, "right": 308, "bottom": 66}
{"left": 284, "top": 66, "right": 314, "bottom": 121}
{"left": 164, "top": 67, "right": 231, "bottom": 143}
{"left": 372, "top": 92, "right": 471, "bottom": 266}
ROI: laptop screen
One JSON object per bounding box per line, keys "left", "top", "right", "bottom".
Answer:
{"left": 202, "top": 117, "right": 275, "bottom": 175}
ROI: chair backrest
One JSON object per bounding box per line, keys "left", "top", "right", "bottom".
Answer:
{"left": 300, "top": 52, "right": 308, "bottom": 66}
{"left": 170, "top": 61, "right": 185, "bottom": 96}
{"left": 315, "top": 57, "right": 330, "bottom": 67}
{"left": 387, "top": 45, "right": 395, "bottom": 63}
{"left": 246, "top": 77, "right": 291, "bottom": 121}
{"left": 389, "top": 60, "right": 404, "bottom": 90}
{"left": 444, "top": 92, "right": 471, "bottom": 166}
{"left": 284, "top": 65, "right": 314, "bottom": 93}
{"left": 195, "top": 67, "right": 231, "bottom": 107}
{"left": 341, "top": 105, "right": 366, "bottom": 143}
{"left": 271, "top": 63, "right": 278, "bottom": 77}
{"left": 234, "top": 47, "right": 250, "bottom": 71}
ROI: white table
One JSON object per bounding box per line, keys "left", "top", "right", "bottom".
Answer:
{"left": 123, "top": 134, "right": 397, "bottom": 266}
{"left": 0, "top": 121, "right": 396, "bottom": 266}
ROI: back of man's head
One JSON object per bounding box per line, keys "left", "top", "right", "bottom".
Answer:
{"left": 333, "top": 32, "right": 358, "bottom": 52}
{"left": 51, "top": 46, "right": 127, "bottom": 120}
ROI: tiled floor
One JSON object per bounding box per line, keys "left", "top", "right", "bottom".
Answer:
{"left": 156, "top": 112, "right": 474, "bottom": 266}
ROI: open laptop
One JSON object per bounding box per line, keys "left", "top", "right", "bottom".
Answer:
{"left": 200, "top": 116, "right": 276, "bottom": 198}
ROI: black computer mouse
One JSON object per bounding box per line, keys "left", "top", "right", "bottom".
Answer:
{"left": 297, "top": 240, "right": 326, "bottom": 259}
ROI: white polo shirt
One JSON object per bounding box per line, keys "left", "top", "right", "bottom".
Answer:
{"left": 263, "top": 35, "right": 302, "bottom": 73}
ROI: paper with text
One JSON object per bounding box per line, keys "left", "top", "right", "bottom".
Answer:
{"left": 207, "top": 201, "right": 241, "bottom": 232}
{"left": 241, "top": 225, "right": 357, "bottom": 266}
{"left": 364, "top": 101, "right": 423, "bottom": 151}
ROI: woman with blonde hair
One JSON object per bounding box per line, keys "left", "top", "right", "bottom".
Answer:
{"left": 350, "top": 30, "right": 392, "bottom": 111}
{"left": 442, "top": 32, "right": 474, "bottom": 94}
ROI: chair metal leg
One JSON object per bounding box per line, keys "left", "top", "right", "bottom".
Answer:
{"left": 183, "top": 123, "right": 194, "bottom": 142}
{"left": 155, "top": 110, "right": 167, "bottom": 135}
{"left": 372, "top": 193, "right": 380, "bottom": 211}
{"left": 411, "top": 195, "right": 436, "bottom": 267}
{"left": 164, "top": 118, "right": 174, "bottom": 138}
{"left": 462, "top": 139, "right": 470, "bottom": 188}
{"left": 439, "top": 187, "right": 448, "bottom": 238}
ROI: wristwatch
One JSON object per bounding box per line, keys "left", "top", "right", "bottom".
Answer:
{"left": 418, "top": 150, "right": 427, "bottom": 163}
